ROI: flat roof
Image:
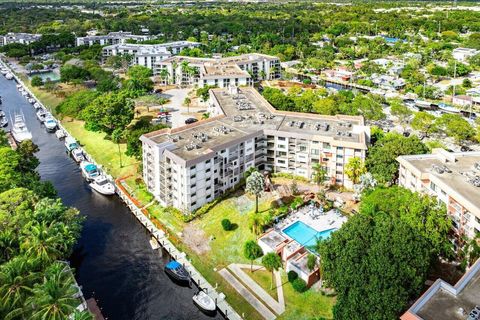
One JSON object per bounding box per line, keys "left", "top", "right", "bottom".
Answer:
{"left": 397, "top": 150, "right": 480, "bottom": 218}
{"left": 258, "top": 230, "right": 287, "bottom": 250}
{"left": 401, "top": 259, "right": 480, "bottom": 320}
{"left": 143, "top": 87, "right": 369, "bottom": 164}
{"left": 202, "top": 64, "right": 250, "bottom": 78}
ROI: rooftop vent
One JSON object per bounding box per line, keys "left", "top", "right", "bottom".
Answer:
{"left": 431, "top": 165, "right": 445, "bottom": 174}
{"left": 214, "top": 125, "right": 232, "bottom": 134}
{"left": 468, "top": 305, "right": 480, "bottom": 320}
{"left": 468, "top": 176, "right": 480, "bottom": 187}
{"left": 233, "top": 115, "right": 243, "bottom": 122}
{"left": 315, "top": 122, "right": 330, "bottom": 131}
{"left": 474, "top": 162, "right": 480, "bottom": 171}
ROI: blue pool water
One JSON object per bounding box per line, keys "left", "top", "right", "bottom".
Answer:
{"left": 283, "top": 221, "right": 336, "bottom": 247}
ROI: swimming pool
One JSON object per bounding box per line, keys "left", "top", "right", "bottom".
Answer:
{"left": 283, "top": 221, "right": 336, "bottom": 247}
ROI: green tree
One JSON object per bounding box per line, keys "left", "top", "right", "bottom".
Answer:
{"left": 56, "top": 90, "right": 99, "bottom": 119}
{"left": 365, "top": 133, "right": 428, "bottom": 184}
{"left": 124, "top": 65, "right": 154, "bottom": 95}
{"left": 246, "top": 171, "right": 265, "bottom": 213}
{"left": 312, "top": 162, "right": 327, "bottom": 185}
{"left": 243, "top": 240, "right": 264, "bottom": 272}
{"left": 262, "top": 252, "right": 282, "bottom": 290}
{"left": 389, "top": 99, "right": 412, "bottom": 129}
{"left": 307, "top": 254, "right": 317, "bottom": 271}
{"left": 60, "top": 65, "right": 89, "bottom": 83}
{"left": 411, "top": 111, "right": 437, "bottom": 137}
{"left": 318, "top": 212, "right": 431, "bottom": 320}
{"left": 345, "top": 157, "right": 366, "bottom": 185}
{"left": 31, "top": 76, "right": 43, "bottom": 87}
{"left": 435, "top": 113, "right": 474, "bottom": 143}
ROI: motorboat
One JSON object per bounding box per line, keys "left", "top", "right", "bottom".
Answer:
{"left": 5, "top": 73, "right": 13, "bottom": 80}
{"left": 80, "top": 161, "right": 100, "bottom": 181}
{"left": 0, "top": 111, "right": 5, "bottom": 118}
{"left": 33, "top": 102, "right": 41, "bottom": 109}
{"left": 55, "top": 129, "right": 66, "bottom": 139}
{"left": 164, "top": 260, "right": 190, "bottom": 284}
{"left": 89, "top": 175, "right": 115, "bottom": 195}
{"left": 0, "top": 69, "right": 8, "bottom": 75}
{"left": 438, "top": 103, "right": 461, "bottom": 114}
{"left": 21, "top": 91, "right": 28, "bottom": 97}
{"left": 28, "top": 98, "right": 35, "bottom": 104}
{"left": 65, "top": 136, "right": 79, "bottom": 152}
{"left": 71, "top": 148, "right": 85, "bottom": 163}
{"left": 0, "top": 117, "right": 8, "bottom": 127}
{"left": 36, "top": 108, "right": 47, "bottom": 122}
{"left": 11, "top": 114, "right": 32, "bottom": 142}
{"left": 192, "top": 290, "right": 216, "bottom": 315}
{"left": 44, "top": 116, "right": 57, "bottom": 132}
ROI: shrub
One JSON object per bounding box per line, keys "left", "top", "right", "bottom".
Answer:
{"left": 221, "top": 218, "right": 233, "bottom": 231}
{"left": 287, "top": 270, "right": 298, "bottom": 282}
{"left": 292, "top": 278, "right": 308, "bottom": 293}
{"left": 31, "top": 75, "right": 43, "bottom": 87}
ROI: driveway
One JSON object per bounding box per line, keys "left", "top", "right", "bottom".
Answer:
{"left": 159, "top": 88, "right": 207, "bottom": 128}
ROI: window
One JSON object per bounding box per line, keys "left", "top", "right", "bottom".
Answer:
{"left": 191, "top": 201, "right": 196, "bottom": 206}
{"left": 277, "top": 144, "right": 286, "bottom": 149}
{"left": 190, "top": 165, "right": 196, "bottom": 170}
{"left": 206, "top": 168, "right": 211, "bottom": 173}
{"left": 191, "top": 184, "right": 196, "bottom": 188}
{"left": 191, "top": 174, "right": 196, "bottom": 179}
{"left": 278, "top": 159, "right": 286, "bottom": 164}
{"left": 336, "top": 154, "right": 343, "bottom": 159}
{"left": 206, "top": 159, "right": 211, "bottom": 164}
{"left": 206, "top": 186, "right": 211, "bottom": 190}
{"left": 191, "top": 192, "right": 196, "bottom": 197}
{"left": 311, "top": 149, "right": 319, "bottom": 155}
{"left": 206, "top": 177, "right": 211, "bottom": 182}
{"left": 278, "top": 137, "right": 286, "bottom": 141}
{"left": 299, "top": 145, "right": 307, "bottom": 152}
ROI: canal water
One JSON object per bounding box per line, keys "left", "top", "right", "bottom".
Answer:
{"left": 0, "top": 75, "right": 221, "bottom": 320}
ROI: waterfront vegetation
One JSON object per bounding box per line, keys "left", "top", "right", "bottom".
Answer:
{"left": 0, "top": 132, "right": 90, "bottom": 319}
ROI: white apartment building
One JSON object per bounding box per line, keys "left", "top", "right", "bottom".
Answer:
{"left": 0, "top": 32, "right": 41, "bottom": 46}
{"left": 397, "top": 149, "right": 480, "bottom": 241}
{"left": 154, "top": 56, "right": 252, "bottom": 87}
{"left": 102, "top": 41, "right": 201, "bottom": 69}
{"left": 452, "top": 47, "right": 479, "bottom": 62}
{"left": 141, "top": 86, "right": 370, "bottom": 212}
{"left": 154, "top": 53, "right": 280, "bottom": 87}
{"left": 75, "top": 31, "right": 151, "bottom": 46}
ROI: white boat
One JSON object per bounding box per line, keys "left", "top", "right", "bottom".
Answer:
{"left": 36, "top": 109, "right": 47, "bottom": 122}
{"left": 55, "top": 129, "right": 66, "bottom": 139}
{"left": 16, "top": 84, "right": 22, "bottom": 89}
{"left": 0, "top": 69, "right": 8, "bottom": 75}
{"left": 5, "top": 73, "right": 13, "bottom": 80}
{"left": 89, "top": 175, "right": 115, "bottom": 195}
{"left": 80, "top": 161, "right": 100, "bottom": 181}
{"left": 438, "top": 103, "right": 460, "bottom": 114}
{"left": 65, "top": 136, "right": 79, "bottom": 152}
{"left": 11, "top": 114, "right": 32, "bottom": 142}
{"left": 33, "top": 102, "right": 41, "bottom": 109}
{"left": 21, "top": 91, "right": 28, "bottom": 97}
{"left": 192, "top": 290, "right": 216, "bottom": 315}
{"left": 44, "top": 116, "right": 57, "bottom": 132}
{"left": 71, "top": 148, "right": 85, "bottom": 163}
{"left": 28, "top": 98, "right": 35, "bottom": 104}
{"left": 0, "top": 117, "right": 8, "bottom": 127}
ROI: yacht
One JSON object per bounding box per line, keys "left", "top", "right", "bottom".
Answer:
{"left": 11, "top": 114, "right": 32, "bottom": 142}
{"left": 0, "top": 69, "right": 8, "bottom": 75}
{"left": 164, "top": 260, "right": 190, "bottom": 285}
{"left": 80, "top": 161, "right": 100, "bottom": 181}
{"left": 89, "top": 175, "right": 115, "bottom": 195}
{"left": 36, "top": 108, "right": 47, "bottom": 122}
{"left": 65, "top": 136, "right": 79, "bottom": 152}
{"left": 0, "top": 117, "right": 8, "bottom": 127}
{"left": 192, "top": 290, "right": 216, "bottom": 315}
{"left": 28, "top": 98, "right": 35, "bottom": 104}
{"left": 33, "top": 102, "right": 41, "bottom": 109}
{"left": 71, "top": 148, "right": 85, "bottom": 163}
{"left": 5, "top": 73, "right": 13, "bottom": 80}
{"left": 44, "top": 116, "right": 57, "bottom": 132}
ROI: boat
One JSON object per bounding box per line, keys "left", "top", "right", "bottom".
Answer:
{"left": 16, "top": 84, "right": 22, "bottom": 90}
{"left": 5, "top": 73, "right": 13, "bottom": 80}
{"left": 36, "top": 109, "right": 47, "bottom": 122}
{"left": 11, "top": 114, "right": 32, "bottom": 142}
{"left": 149, "top": 237, "right": 160, "bottom": 250}
{"left": 80, "top": 161, "right": 100, "bottom": 181}
{"left": 0, "top": 69, "right": 8, "bottom": 75}
{"left": 65, "top": 136, "right": 79, "bottom": 152}
{"left": 438, "top": 103, "right": 461, "bottom": 114}
{"left": 0, "top": 111, "right": 5, "bottom": 118}
{"left": 28, "top": 98, "right": 35, "bottom": 104}
{"left": 89, "top": 175, "right": 115, "bottom": 195}
{"left": 71, "top": 148, "right": 85, "bottom": 162}
{"left": 164, "top": 260, "right": 190, "bottom": 284}
{"left": 33, "top": 102, "right": 41, "bottom": 109}
{"left": 192, "top": 290, "right": 217, "bottom": 315}
{"left": 55, "top": 129, "right": 66, "bottom": 139}
{"left": 44, "top": 116, "right": 57, "bottom": 132}
{"left": 0, "top": 117, "right": 8, "bottom": 127}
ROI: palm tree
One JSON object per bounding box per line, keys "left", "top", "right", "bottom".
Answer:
{"left": 243, "top": 240, "right": 264, "bottom": 272}
{"left": 201, "top": 112, "right": 210, "bottom": 120}
{"left": 21, "top": 222, "right": 61, "bottom": 267}
{"left": 246, "top": 171, "right": 265, "bottom": 213}
{"left": 27, "top": 262, "right": 79, "bottom": 320}
{"left": 159, "top": 69, "right": 169, "bottom": 85}
{"left": 345, "top": 157, "right": 366, "bottom": 185}
{"left": 0, "top": 256, "right": 37, "bottom": 319}
{"left": 262, "top": 253, "right": 282, "bottom": 290}
{"left": 312, "top": 162, "right": 327, "bottom": 185}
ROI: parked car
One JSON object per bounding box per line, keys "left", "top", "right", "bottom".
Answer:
{"left": 185, "top": 118, "right": 198, "bottom": 124}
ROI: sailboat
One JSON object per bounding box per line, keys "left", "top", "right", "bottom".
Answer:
{"left": 11, "top": 113, "right": 32, "bottom": 142}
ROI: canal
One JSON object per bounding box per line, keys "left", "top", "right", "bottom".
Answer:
{"left": 0, "top": 75, "right": 221, "bottom": 320}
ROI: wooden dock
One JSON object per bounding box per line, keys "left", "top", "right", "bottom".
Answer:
{"left": 86, "top": 298, "right": 105, "bottom": 320}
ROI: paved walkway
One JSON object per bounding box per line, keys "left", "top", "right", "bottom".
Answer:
{"left": 228, "top": 264, "right": 285, "bottom": 315}
{"left": 219, "top": 268, "right": 276, "bottom": 320}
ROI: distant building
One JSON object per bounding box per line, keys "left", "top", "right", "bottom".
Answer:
{"left": 400, "top": 258, "right": 480, "bottom": 320}
{"left": 397, "top": 149, "right": 480, "bottom": 241}
{"left": 76, "top": 31, "right": 151, "bottom": 47}
{"left": 452, "top": 95, "right": 473, "bottom": 108}
{"left": 0, "top": 32, "right": 41, "bottom": 46}
{"left": 453, "top": 47, "right": 479, "bottom": 62}
{"left": 154, "top": 53, "right": 280, "bottom": 87}
{"left": 102, "top": 41, "right": 201, "bottom": 69}
{"left": 371, "top": 74, "right": 406, "bottom": 91}
{"left": 141, "top": 86, "right": 370, "bottom": 212}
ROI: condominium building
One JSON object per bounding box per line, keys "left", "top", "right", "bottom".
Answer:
{"left": 154, "top": 53, "right": 280, "bottom": 87}
{"left": 0, "top": 32, "right": 41, "bottom": 46}
{"left": 397, "top": 149, "right": 480, "bottom": 241}
{"left": 400, "top": 258, "right": 480, "bottom": 320}
{"left": 102, "top": 41, "right": 201, "bottom": 69}
{"left": 154, "top": 56, "right": 252, "bottom": 87}
{"left": 141, "top": 86, "right": 370, "bottom": 212}
{"left": 75, "top": 31, "right": 151, "bottom": 46}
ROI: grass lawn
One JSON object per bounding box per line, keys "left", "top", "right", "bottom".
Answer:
{"left": 248, "top": 269, "right": 278, "bottom": 300}
{"left": 62, "top": 119, "right": 138, "bottom": 178}
{"left": 124, "top": 176, "right": 154, "bottom": 207}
